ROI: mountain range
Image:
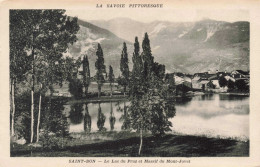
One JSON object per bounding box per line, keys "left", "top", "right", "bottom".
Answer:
{"left": 66, "top": 17, "right": 249, "bottom": 77}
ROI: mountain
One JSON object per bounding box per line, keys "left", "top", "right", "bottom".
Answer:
{"left": 67, "top": 18, "right": 249, "bottom": 77}
{"left": 89, "top": 18, "right": 146, "bottom": 43}
{"left": 66, "top": 19, "right": 133, "bottom": 77}
{"left": 150, "top": 19, "right": 249, "bottom": 73}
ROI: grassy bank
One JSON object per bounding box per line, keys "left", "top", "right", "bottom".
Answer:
{"left": 11, "top": 132, "right": 249, "bottom": 157}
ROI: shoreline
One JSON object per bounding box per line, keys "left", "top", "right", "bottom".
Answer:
{"left": 66, "top": 95, "right": 128, "bottom": 104}
{"left": 63, "top": 92, "right": 249, "bottom": 104}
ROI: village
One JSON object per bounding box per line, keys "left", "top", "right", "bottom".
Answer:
{"left": 52, "top": 68, "right": 250, "bottom": 98}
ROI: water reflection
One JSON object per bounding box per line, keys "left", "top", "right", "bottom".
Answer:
{"left": 201, "top": 94, "right": 214, "bottom": 101}
{"left": 176, "top": 94, "right": 249, "bottom": 118}
{"left": 219, "top": 94, "right": 249, "bottom": 101}
{"left": 120, "top": 101, "right": 131, "bottom": 130}
{"left": 64, "top": 94, "right": 249, "bottom": 140}
{"left": 84, "top": 103, "right": 91, "bottom": 133}
{"left": 175, "top": 97, "right": 192, "bottom": 106}
{"left": 69, "top": 103, "right": 83, "bottom": 124}
{"left": 97, "top": 103, "right": 106, "bottom": 131}
{"left": 173, "top": 94, "right": 249, "bottom": 140}
{"left": 109, "top": 101, "right": 116, "bottom": 131}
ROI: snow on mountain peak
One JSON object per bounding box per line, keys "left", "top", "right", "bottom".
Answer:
{"left": 203, "top": 22, "right": 224, "bottom": 42}
{"left": 203, "top": 25, "right": 218, "bottom": 42}
{"left": 150, "top": 23, "right": 166, "bottom": 36}
{"left": 178, "top": 31, "right": 188, "bottom": 38}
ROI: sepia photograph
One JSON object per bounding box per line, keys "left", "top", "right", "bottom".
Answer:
{"left": 9, "top": 8, "right": 250, "bottom": 157}
{"left": 1, "top": 0, "right": 260, "bottom": 166}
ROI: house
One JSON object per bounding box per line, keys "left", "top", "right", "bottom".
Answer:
{"left": 200, "top": 79, "right": 209, "bottom": 90}
{"left": 174, "top": 75, "right": 184, "bottom": 85}
{"left": 174, "top": 73, "right": 192, "bottom": 88}
{"left": 192, "top": 70, "right": 233, "bottom": 90}
{"left": 173, "top": 72, "right": 193, "bottom": 95}
{"left": 231, "top": 70, "right": 250, "bottom": 79}
{"left": 208, "top": 75, "right": 220, "bottom": 88}
{"left": 192, "top": 72, "right": 210, "bottom": 89}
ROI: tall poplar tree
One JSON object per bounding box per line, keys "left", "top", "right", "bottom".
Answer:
{"left": 130, "top": 37, "right": 143, "bottom": 98}
{"left": 82, "top": 55, "right": 91, "bottom": 97}
{"left": 132, "top": 37, "right": 142, "bottom": 78}
{"left": 95, "top": 43, "right": 106, "bottom": 98}
{"left": 10, "top": 10, "right": 31, "bottom": 137}
{"left": 108, "top": 65, "right": 115, "bottom": 97}
{"left": 120, "top": 42, "right": 129, "bottom": 96}
{"left": 128, "top": 33, "right": 176, "bottom": 156}
{"left": 142, "top": 33, "right": 154, "bottom": 80}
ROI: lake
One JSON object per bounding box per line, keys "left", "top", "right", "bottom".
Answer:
{"left": 63, "top": 94, "right": 249, "bottom": 141}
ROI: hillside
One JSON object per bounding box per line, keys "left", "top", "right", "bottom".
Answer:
{"left": 66, "top": 19, "right": 133, "bottom": 77}
{"left": 66, "top": 18, "right": 249, "bottom": 76}
{"left": 89, "top": 18, "right": 249, "bottom": 74}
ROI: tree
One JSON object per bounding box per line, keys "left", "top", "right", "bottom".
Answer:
{"left": 82, "top": 55, "right": 91, "bottom": 97}
{"left": 32, "top": 11, "right": 79, "bottom": 143}
{"left": 165, "top": 73, "right": 176, "bottom": 98}
{"left": 132, "top": 37, "right": 143, "bottom": 79}
{"left": 41, "top": 99, "right": 69, "bottom": 149}
{"left": 68, "top": 78, "right": 83, "bottom": 99}
{"left": 128, "top": 33, "right": 176, "bottom": 156}
{"left": 219, "top": 75, "right": 228, "bottom": 88}
{"left": 120, "top": 42, "right": 129, "bottom": 96}
{"left": 130, "top": 37, "right": 144, "bottom": 99}
{"left": 142, "top": 33, "right": 154, "bottom": 79}
{"left": 108, "top": 65, "right": 115, "bottom": 97}
{"left": 63, "top": 57, "right": 82, "bottom": 82}
{"left": 95, "top": 43, "right": 106, "bottom": 98}
{"left": 235, "top": 79, "right": 248, "bottom": 91}
{"left": 227, "top": 79, "right": 235, "bottom": 91}
{"left": 10, "top": 10, "right": 31, "bottom": 137}
{"left": 10, "top": 10, "right": 79, "bottom": 143}
{"left": 65, "top": 57, "right": 83, "bottom": 99}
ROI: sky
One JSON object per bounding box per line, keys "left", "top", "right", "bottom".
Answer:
{"left": 66, "top": 9, "right": 249, "bottom": 23}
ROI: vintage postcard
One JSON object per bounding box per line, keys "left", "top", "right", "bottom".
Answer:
{"left": 0, "top": 0, "right": 260, "bottom": 166}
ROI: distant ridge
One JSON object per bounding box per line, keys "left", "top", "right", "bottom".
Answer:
{"left": 66, "top": 17, "right": 249, "bottom": 76}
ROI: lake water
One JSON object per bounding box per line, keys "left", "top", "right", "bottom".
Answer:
{"left": 63, "top": 94, "right": 249, "bottom": 141}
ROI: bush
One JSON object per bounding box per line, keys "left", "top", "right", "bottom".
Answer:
{"left": 219, "top": 76, "right": 228, "bottom": 87}
{"left": 68, "top": 78, "right": 83, "bottom": 99}
{"left": 235, "top": 79, "right": 249, "bottom": 92}
{"left": 40, "top": 130, "right": 69, "bottom": 149}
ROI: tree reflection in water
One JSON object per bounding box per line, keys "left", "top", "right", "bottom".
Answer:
{"left": 97, "top": 103, "right": 106, "bottom": 131}
{"left": 109, "top": 101, "right": 116, "bottom": 131}
{"left": 69, "top": 103, "right": 83, "bottom": 124}
{"left": 84, "top": 103, "right": 91, "bottom": 133}
{"left": 119, "top": 101, "right": 130, "bottom": 130}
